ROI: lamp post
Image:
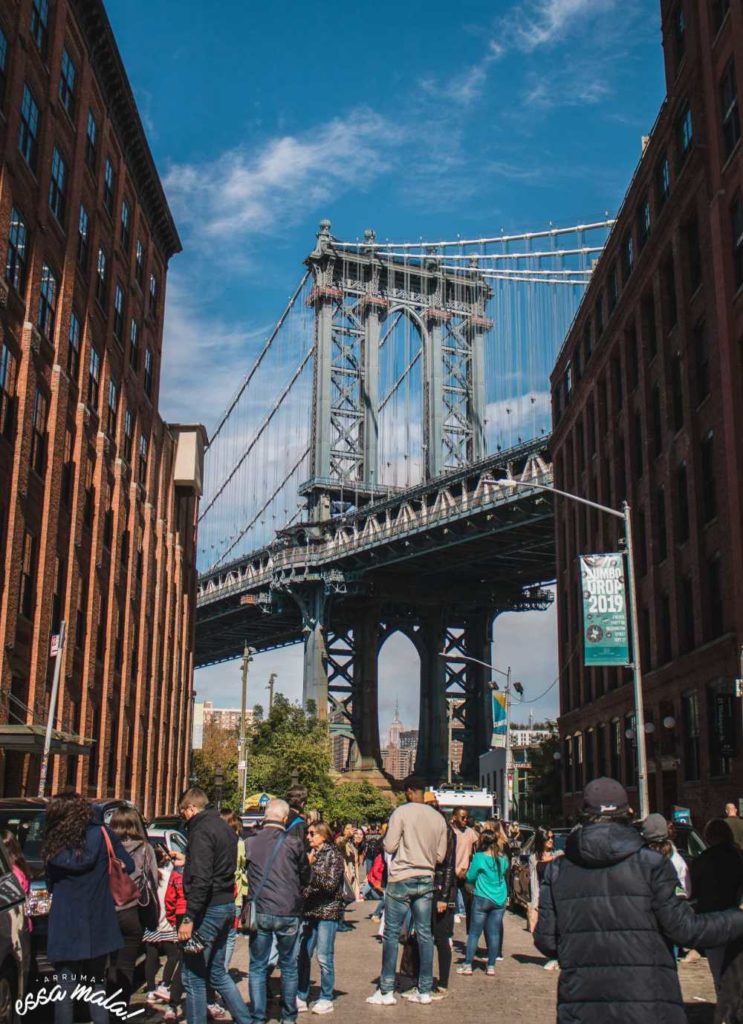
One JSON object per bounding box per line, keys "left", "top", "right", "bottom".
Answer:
{"left": 238, "top": 645, "right": 255, "bottom": 812}
{"left": 439, "top": 652, "right": 520, "bottom": 818}
{"left": 503, "top": 477, "right": 649, "bottom": 819}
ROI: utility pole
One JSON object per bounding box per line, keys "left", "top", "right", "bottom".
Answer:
{"left": 38, "top": 621, "right": 66, "bottom": 798}
{"left": 505, "top": 666, "right": 513, "bottom": 821}
{"left": 238, "top": 645, "right": 252, "bottom": 812}
{"left": 266, "top": 673, "right": 277, "bottom": 713}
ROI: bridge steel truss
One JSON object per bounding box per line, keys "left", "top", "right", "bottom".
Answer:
{"left": 196, "top": 440, "right": 555, "bottom": 784}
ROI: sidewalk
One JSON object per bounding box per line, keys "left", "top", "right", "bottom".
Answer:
{"left": 140, "top": 903, "right": 718, "bottom": 1022}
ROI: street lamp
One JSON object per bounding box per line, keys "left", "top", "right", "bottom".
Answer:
{"left": 501, "top": 476, "right": 649, "bottom": 819}
{"left": 439, "top": 651, "right": 522, "bottom": 817}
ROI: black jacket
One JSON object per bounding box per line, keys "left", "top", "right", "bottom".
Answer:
{"left": 690, "top": 842, "right": 743, "bottom": 913}
{"left": 303, "top": 843, "right": 345, "bottom": 921}
{"left": 435, "top": 826, "right": 457, "bottom": 908}
{"left": 535, "top": 821, "right": 743, "bottom": 1024}
{"left": 183, "top": 806, "right": 238, "bottom": 920}
{"left": 246, "top": 822, "right": 311, "bottom": 917}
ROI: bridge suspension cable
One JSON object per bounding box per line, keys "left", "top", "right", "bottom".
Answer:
{"left": 330, "top": 219, "right": 616, "bottom": 249}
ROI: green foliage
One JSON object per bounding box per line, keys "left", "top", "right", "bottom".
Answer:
{"left": 323, "top": 780, "right": 394, "bottom": 826}
{"left": 191, "top": 721, "right": 241, "bottom": 812}
{"left": 529, "top": 732, "right": 563, "bottom": 824}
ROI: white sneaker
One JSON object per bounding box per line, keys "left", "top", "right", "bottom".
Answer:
{"left": 454, "top": 914, "right": 463, "bottom": 924}
{"left": 401, "top": 989, "right": 419, "bottom": 1000}
{"left": 311, "top": 1000, "right": 334, "bottom": 1015}
{"left": 407, "top": 993, "right": 432, "bottom": 1005}
{"left": 366, "top": 990, "right": 397, "bottom": 1005}
{"left": 297, "top": 998, "right": 309, "bottom": 1013}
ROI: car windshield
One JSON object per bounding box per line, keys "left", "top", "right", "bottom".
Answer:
{"left": 0, "top": 809, "right": 46, "bottom": 865}
{"left": 674, "top": 827, "right": 706, "bottom": 859}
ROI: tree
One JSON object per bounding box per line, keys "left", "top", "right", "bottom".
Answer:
{"left": 529, "top": 732, "right": 563, "bottom": 824}
{"left": 324, "top": 781, "right": 394, "bottom": 826}
{"left": 191, "top": 720, "right": 240, "bottom": 811}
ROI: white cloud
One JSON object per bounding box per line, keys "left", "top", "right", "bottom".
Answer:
{"left": 163, "top": 109, "right": 403, "bottom": 244}
{"left": 493, "top": 0, "right": 616, "bottom": 55}
{"left": 524, "top": 70, "right": 612, "bottom": 110}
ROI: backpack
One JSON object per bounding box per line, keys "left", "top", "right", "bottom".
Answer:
{"left": 130, "top": 843, "right": 160, "bottom": 931}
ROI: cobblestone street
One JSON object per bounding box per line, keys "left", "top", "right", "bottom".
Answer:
{"left": 137, "top": 902, "right": 719, "bottom": 1023}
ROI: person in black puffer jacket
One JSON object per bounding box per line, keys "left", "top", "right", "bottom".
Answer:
{"left": 535, "top": 777, "right": 743, "bottom": 1024}
{"left": 297, "top": 822, "right": 345, "bottom": 1013}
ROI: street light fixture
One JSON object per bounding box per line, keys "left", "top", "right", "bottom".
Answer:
{"left": 501, "top": 476, "right": 649, "bottom": 819}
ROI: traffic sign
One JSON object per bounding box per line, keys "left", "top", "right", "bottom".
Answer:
{"left": 50, "top": 635, "right": 60, "bottom": 657}
{"left": 237, "top": 761, "right": 247, "bottom": 771}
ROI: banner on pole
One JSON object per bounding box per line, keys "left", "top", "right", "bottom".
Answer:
{"left": 491, "top": 692, "right": 507, "bottom": 747}
{"left": 579, "top": 553, "right": 630, "bottom": 666}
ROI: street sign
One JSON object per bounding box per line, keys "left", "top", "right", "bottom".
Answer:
{"left": 50, "top": 634, "right": 60, "bottom": 657}
{"left": 579, "top": 553, "right": 630, "bottom": 666}
{"left": 491, "top": 692, "right": 507, "bottom": 747}
{"left": 237, "top": 761, "right": 247, "bottom": 771}
{"left": 258, "top": 793, "right": 269, "bottom": 807}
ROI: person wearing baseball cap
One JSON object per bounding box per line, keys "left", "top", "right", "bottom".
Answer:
{"left": 534, "top": 777, "right": 743, "bottom": 1023}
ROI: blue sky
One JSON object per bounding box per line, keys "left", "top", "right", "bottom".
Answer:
{"left": 107, "top": 0, "right": 665, "bottom": 733}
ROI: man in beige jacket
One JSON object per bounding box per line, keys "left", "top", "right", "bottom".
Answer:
{"left": 366, "top": 775, "right": 448, "bottom": 1007}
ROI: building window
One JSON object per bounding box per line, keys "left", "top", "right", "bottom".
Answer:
{"left": 708, "top": 686, "right": 735, "bottom": 777}
{"left": 659, "top": 591, "right": 671, "bottom": 664}
{"left": 61, "top": 428, "right": 74, "bottom": 507}
{"left": 627, "top": 325, "right": 639, "bottom": 389}
{"left": 106, "top": 377, "right": 118, "bottom": 438}
{"left": 713, "top": 0, "right": 730, "bottom": 33}
{"left": 701, "top": 431, "right": 717, "bottom": 523}
{"left": 594, "top": 292, "right": 604, "bottom": 337}
{"left": 732, "top": 192, "right": 743, "bottom": 291}
{"left": 642, "top": 289, "right": 657, "bottom": 357}
{"left": 30, "top": 0, "right": 49, "bottom": 54}
{"left": 583, "top": 318, "right": 592, "bottom": 363}
{"left": 0, "top": 343, "right": 16, "bottom": 440}
{"left": 663, "top": 253, "right": 677, "bottom": 328}
{"left": 85, "top": 109, "right": 97, "bottom": 170}
{"left": 29, "top": 388, "right": 47, "bottom": 475}
{"left": 5, "top": 208, "right": 28, "bottom": 293}
{"left": 622, "top": 232, "right": 634, "bottom": 283}
{"left": 693, "top": 320, "right": 709, "bottom": 404}
{"left": 48, "top": 146, "right": 67, "bottom": 224}
{"left": 18, "top": 85, "right": 40, "bottom": 171}
{"left": 676, "top": 461, "right": 689, "bottom": 543}
{"left": 656, "top": 486, "right": 667, "bottom": 563}
{"left": 612, "top": 357, "right": 623, "bottom": 412}
{"left": 123, "top": 408, "right": 133, "bottom": 462}
{"left": 680, "top": 575, "right": 694, "bottom": 653}
{"left": 59, "top": 48, "right": 77, "bottom": 118}
{"left": 624, "top": 714, "right": 637, "bottom": 788}
{"left": 120, "top": 199, "right": 131, "bottom": 251}
{"left": 677, "top": 101, "right": 693, "bottom": 165}
{"left": 77, "top": 204, "right": 89, "bottom": 271}
{"left": 637, "top": 197, "right": 651, "bottom": 250}
{"left": 637, "top": 508, "right": 648, "bottom": 576}
{"left": 720, "top": 60, "right": 740, "bottom": 160}
{"left": 651, "top": 385, "right": 662, "bottom": 457}
{"left": 95, "top": 247, "right": 107, "bottom": 306}
{"left": 656, "top": 156, "right": 670, "bottom": 208}
{"left": 670, "top": 354, "right": 684, "bottom": 432}
{"left": 18, "top": 531, "right": 36, "bottom": 620}
{"left": 51, "top": 555, "right": 66, "bottom": 635}
{"left": 87, "top": 346, "right": 100, "bottom": 412}
{"left": 148, "top": 272, "right": 158, "bottom": 315}
{"left": 144, "top": 348, "right": 153, "bottom": 398}
{"left": 0, "top": 28, "right": 8, "bottom": 109}
{"left": 707, "top": 553, "right": 724, "bottom": 638}
{"left": 138, "top": 432, "right": 148, "bottom": 486}
{"left": 685, "top": 214, "right": 702, "bottom": 293}
{"left": 683, "top": 691, "right": 701, "bottom": 781}
{"left": 75, "top": 575, "right": 88, "bottom": 643}
{"left": 113, "top": 284, "right": 124, "bottom": 340}
{"left": 632, "top": 411, "right": 643, "bottom": 478}
{"left": 610, "top": 720, "right": 621, "bottom": 781}
{"left": 135, "top": 240, "right": 144, "bottom": 287}
{"left": 103, "top": 159, "right": 115, "bottom": 216}
{"left": 129, "top": 319, "right": 139, "bottom": 371}
{"left": 37, "top": 263, "right": 58, "bottom": 338}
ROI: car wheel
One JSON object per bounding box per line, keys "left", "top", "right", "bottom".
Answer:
{"left": 0, "top": 960, "right": 17, "bottom": 1024}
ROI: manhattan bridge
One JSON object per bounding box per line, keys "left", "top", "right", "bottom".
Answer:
{"left": 195, "top": 217, "right": 613, "bottom": 782}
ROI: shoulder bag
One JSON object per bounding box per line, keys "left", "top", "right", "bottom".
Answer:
{"left": 101, "top": 828, "right": 139, "bottom": 907}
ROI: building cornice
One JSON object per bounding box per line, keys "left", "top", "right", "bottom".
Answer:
{"left": 69, "top": 0, "right": 182, "bottom": 260}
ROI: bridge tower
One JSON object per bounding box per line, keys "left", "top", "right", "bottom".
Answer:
{"left": 292, "top": 221, "right": 501, "bottom": 784}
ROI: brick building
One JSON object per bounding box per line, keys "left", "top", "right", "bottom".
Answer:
{"left": 0, "top": 0, "right": 205, "bottom": 817}
{"left": 551, "top": 0, "right": 743, "bottom": 822}
{"left": 202, "top": 701, "right": 255, "bottom": 733}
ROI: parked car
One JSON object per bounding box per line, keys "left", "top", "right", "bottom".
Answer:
{"left": 670, "top": 822, "right": 707, "bottom": 864}
{"left": 510, "top": 827, "right": 571, "bottom": 910}
{"left": 146, "top": 826, "right": 188, "bottom": 856}
{"left": 0, "top": 833, "right": 30, "bottom": 1023}
{"left": 147, "top": 815, "right": 186, "bottom": 834}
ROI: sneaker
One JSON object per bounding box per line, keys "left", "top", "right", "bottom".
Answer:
{"left": 366, "top": 990, "right": 397, "bottom": 1006}
{"left": 146, "top": 992, "right": 159, "bottom": 1005}
{"left": 154, "top": 986, "right": 171, "bottom": 1002}
{"left": 401, "top": 989, "right": 419, "bottom": 1000}
{"left": 430, "top": 989, "right": 448, "bottom": 1001}
{"left": 407, "top": 993, "right": 432, "bottom": 1005}
{"left": 454, "top": 914, "right": 463, "bottom": 924}
{"left": 297, "top": 999, "right": 309, "bottom": 1013}
{"left": 486, "top": 967, "right": 496, "bottom": 976}
{"left": 496, "top": 956, "right": 504, "bottom": 962}
{"left": 311, "top": 1000, "right": 334, "bottom": 1015}
{"left": 456, "top": 965, "right": 473, "bottom": 976}
{"left": 544, "top": 959, "right": 559, "bottom": 971}
{"left": 207, "top": 1007, "right": 230, "bottom": 1021}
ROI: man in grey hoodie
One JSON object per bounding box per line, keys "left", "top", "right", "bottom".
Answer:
{"left": 366, "top": 775, "right": 447, "bottom": 1007}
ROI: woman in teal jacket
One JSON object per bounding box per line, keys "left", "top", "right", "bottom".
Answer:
{"left": 457, "top": 830, "right": 509, "bottom": 975}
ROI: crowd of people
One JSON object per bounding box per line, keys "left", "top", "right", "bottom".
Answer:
{"left": 14, "top": 775, "right": 743, "bottom": 1023}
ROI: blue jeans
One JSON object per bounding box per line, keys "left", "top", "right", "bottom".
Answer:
{"left": 298, "top": 919, "right": 338, "bottom": 1002}
{"left": 182, "top": 902, "right": 251, "bottom": 1024}
{"left": 249, "top": 914, "right": 301, "bottom": 1023}
{"left": 225, "top": 903, "right": 239, "bottom": 969}
{"left": 464, "top": 895, "right": 505, "bottom": 968}
{"left": 381, "top": 876, "right": 434, "bottom": 995}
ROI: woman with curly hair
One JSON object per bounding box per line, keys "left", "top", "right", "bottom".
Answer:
{"left": 44, "top": 791, "right": 134, "bottom": 1024}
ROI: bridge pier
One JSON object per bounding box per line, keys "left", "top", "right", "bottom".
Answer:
{"left": 350, "top": 611, "right": 382, "bottom": 771}
{"left": 461, "top": 613, "right": 494, "bottom": 781}
{"left": 416, "top": 612, "right": 448, "bottom": 783}
{"left": 296, "top": 583, "right": 329, "bottom": 720}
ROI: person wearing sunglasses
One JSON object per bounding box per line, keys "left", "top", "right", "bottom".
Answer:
{"left": 297, "top": 823, "right": 345, "bottom": 1015}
